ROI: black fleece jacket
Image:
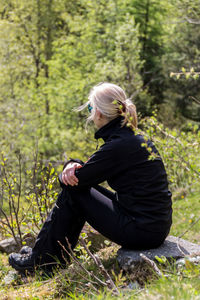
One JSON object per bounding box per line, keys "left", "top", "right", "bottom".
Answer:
{"left": 61, "top": 116, "right": 172, "bottom": 233}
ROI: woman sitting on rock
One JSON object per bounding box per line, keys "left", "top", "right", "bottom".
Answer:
{"left": 9, "top": 82, "right": 172, "bottom": 273}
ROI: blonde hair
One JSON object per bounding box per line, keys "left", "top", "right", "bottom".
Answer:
{"left": 77, "top": 82, "right": 137, "bottom": 129}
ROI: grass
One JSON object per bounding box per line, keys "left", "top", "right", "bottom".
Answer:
{"left": 171, "top": 190, "right": 200, "bottom": 242}
{"left": 0, "top": 189, "right": 200, "bottom": 299}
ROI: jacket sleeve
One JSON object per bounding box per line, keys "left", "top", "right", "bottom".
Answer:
{"left": 62, "top": 142, "right": 119, "bottom": 188}
{"left": 62, "top": 159, "right": 84, "bottom": 170}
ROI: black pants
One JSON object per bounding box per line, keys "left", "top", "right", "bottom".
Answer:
{"left": 32, "top": 185, "right": 169, "bottom": 266}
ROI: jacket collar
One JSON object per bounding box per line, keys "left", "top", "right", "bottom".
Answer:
{"left": 94, "top": 116, "right": 124, "bottom": 142}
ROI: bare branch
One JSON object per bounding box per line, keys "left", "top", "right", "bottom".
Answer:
{"left": 58, "top": 238, "right": 107, "bottom": 287}
{"left": 189, "top": 96, "right": 200, "bottom": 106}
{"left": 140, "top": 253, "right": 163, "bottom": 277}
{"left": 151, "top": 119, "right": 184, "bottom": 146}
{"left": 185, "top": 16, "right": 200, "bottom": 25}
{"left": 80, "top": 237, "right": 120, "bottom": 295}
{"left": 178, "top": 216, "right": 200, "bottom": 239}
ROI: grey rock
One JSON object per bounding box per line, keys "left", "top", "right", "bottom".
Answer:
{"left": 117, "top": 236, "right": 200, "bottom": 270}
{"left": 0, "top": 237, "right": 21, "bottom": 254}
{"left": 0, "top": 232, "right": 36, "bottom": 254}
{"left": 22, "top": 232, "right": 36, "bottom": 248}
{"left": 176, "top": 256, "right": 200, "bottom": 268}
{"left": 2, "top": 270, "right": 18, "bottom": 285}
{"left": 176, "top": 258, "right": 186, "bottom": 265}
{"left": 127, "top": 281, "right": 140, "bottom": 290}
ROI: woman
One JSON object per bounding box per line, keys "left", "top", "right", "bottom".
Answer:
{"left": 9, "top": 82, "right": 172, "bottom": 272}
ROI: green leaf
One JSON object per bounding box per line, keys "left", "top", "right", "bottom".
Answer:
{"left": 155, "top": 255, "right": 167, "bottom": 264}
{"left": 181, "top": 67, "right": 186, "bottom": 73}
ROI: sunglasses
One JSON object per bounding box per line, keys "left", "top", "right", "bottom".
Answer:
{"left": 87, "top": 103, "right": 93, "bottom": 113}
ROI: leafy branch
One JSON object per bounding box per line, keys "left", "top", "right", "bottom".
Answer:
{"left": 170, "top": 67, "right": 200, "bottom": 80}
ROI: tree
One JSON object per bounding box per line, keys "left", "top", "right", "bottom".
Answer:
{"left": 48, "top": 0, "right": 148, "bottom": 122}
{"left": 126, "top": 0, "right": 171, "bottom": 109}
{"left": 161, "top": 0, "right": 200, "bottom": 123}
{"left": 0, "top": 0, "right": 75, "bottom": 158}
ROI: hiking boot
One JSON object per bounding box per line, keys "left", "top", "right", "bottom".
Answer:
{"left": 9, "top": 252, "right": 37, "bottom": 272}
{"left": 9, "top": 251, "right": 62, "bottom": 274}
{"left": 19, "top": 246, "right": 32, "bottom": 255}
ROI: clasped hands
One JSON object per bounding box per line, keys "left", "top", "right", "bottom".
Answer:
{"left": 62, "top": 162, "right": 82, "bottom": 186}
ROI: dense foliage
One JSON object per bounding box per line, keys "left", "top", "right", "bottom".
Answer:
{"left": 0, "top": 0, "right": 200, "bottom": 233}
{"left": 0, "top": 0, "right": 199, "bottom": 161}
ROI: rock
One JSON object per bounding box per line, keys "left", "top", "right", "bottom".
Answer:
{"left": 2, "top": 270, "right": 19, "bottom": 285}
{"left": 0, "top": 232, "right": 36, "bottom": 254}
{"left": 22, "top": 232, "right": 36, "bottom": 248}
{"left": 117, "top": 236, "right": 200, "bottom": 271}
{"left": 176, "top": 256, "right": 200, "bottom": 268}
{"left": 127, "top": 281, "right": 140, "bottom": 290}
{"left": 0, "top": 237, "right": 21, "bottom": 254}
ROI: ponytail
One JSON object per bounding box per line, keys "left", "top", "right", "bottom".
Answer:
{"left": 121, "top": 98, "right": 138, "bottom": 130}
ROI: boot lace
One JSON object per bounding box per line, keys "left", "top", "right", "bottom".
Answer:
{"left": 20, "top": 253, "right": 32, "bottom": 261}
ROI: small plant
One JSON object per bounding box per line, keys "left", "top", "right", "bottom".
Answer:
{"left": 0, "top": 151, "right": 24, "bottom": 247}
{"left": 57, "top": 237, "right": 120, "bottom": 297}
{"left": 73, "top": 232, "right": 91, "bottom": 262}
{"left": 0, "top": 151, "right": 60, "bottom": 246}
{"left": 26, "top": 158, "right": 59, "bottom": 232}
{"left": 142, "top": 115, "right": 200, "bottom": 192}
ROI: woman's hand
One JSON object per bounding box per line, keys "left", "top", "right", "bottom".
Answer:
{"left": 62, "top": 162, "right": 82, "bottom": 186}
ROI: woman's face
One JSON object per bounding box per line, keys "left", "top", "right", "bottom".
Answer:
{"left": 88, "top": 102, "right": 108, "bottom": 129}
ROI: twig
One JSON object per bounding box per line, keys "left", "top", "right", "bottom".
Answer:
{"left": 94, "top": 254, "right": 120, "bottom": 295}
{"left": 152, "top": 121, "right": 200, "bottom": 178}
{"left": 176, "top": 216, "right": 200, "bottom": 257}
{"left": 57, "top": 239, "right": 107, "bottom": 287}
{"left": 185, "top": 16, "right": 200, "bottom": 25}
{"left": 80, "top": 237, "right": 120, "bottom": 295}
{"left": 32, "top": 146, "right": 44, "bottom": 222}
{"left": 151, "top": 119, "right": 184, "bottom": 146}
{"left": 140, "top": 253, "right": 162, "bottom": 277}
{"left": 59, "top": 244, "right": 100, "bottom": 288}
{"left": 189, "top": 96, "right": 200, "bottom": 106}
{"left": 176, "top": 238, "right": 188, "bottom": 257}
{"left": 79, "top": 237, "right": 99, "bottom": 264}
{"left": 14, "top": 153, "right": 23, "bottom": 245}
{"left": 178, "top": 216, "right": 200, "bottom": 239}
{"left": 85, "top": 282, "right": 99, "bottom": 293}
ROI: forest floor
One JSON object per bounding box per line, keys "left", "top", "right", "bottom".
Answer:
{"left": 0, "top": 189, "right": 200, "bottom": 300}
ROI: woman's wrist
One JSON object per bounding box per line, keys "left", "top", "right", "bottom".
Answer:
{"left": 63, "top": 159, "right": 84, "bottom": 170}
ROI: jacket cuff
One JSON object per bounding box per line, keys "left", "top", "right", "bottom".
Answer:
{"left": 62, "top": 158, "right": 84, "bottom": 170}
